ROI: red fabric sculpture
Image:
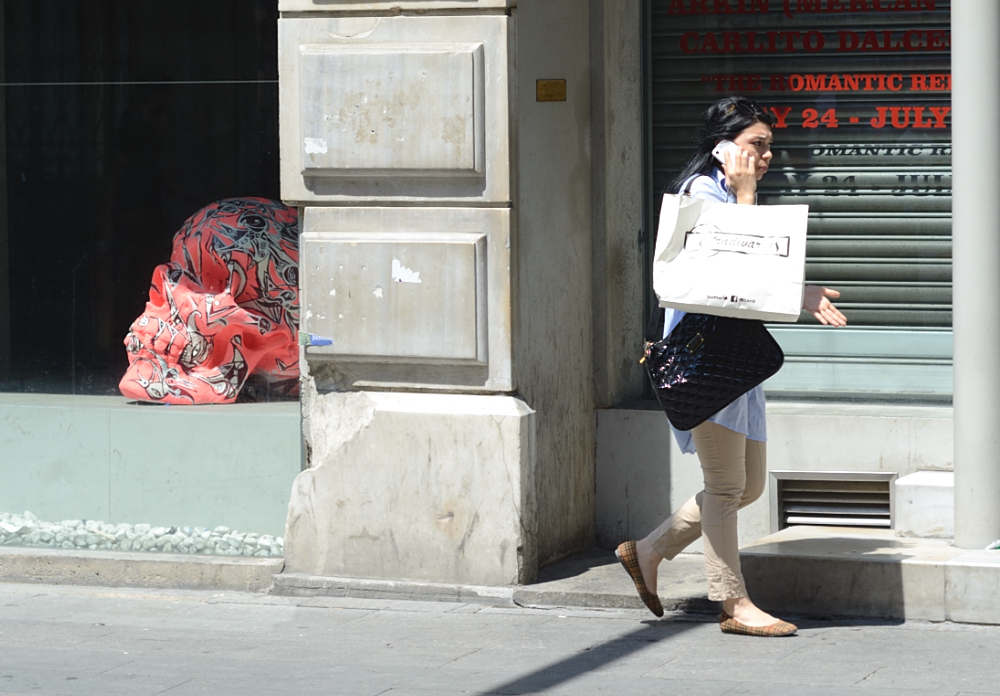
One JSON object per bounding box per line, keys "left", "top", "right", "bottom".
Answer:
{"left": 120, "top": 198, "right": 300, "bottom": 404}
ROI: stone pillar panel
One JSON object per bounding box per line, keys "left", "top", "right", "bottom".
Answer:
{"left": 280, "top": 16, "right": 510, "bottom": 203}
{"left": 303, "top": 232, "right": 487, "bottom": 363}
{"left": 299, "top": 44, "right": 485, "bottom": 178}
{"left": 301, "top": 206, "right": 511, "bottom": 392}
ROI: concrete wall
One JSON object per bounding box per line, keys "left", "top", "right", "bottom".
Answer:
{"left": 514, "top": 0, "right": 596, "bottom": 566}
{"left": 0, "top": 394, "right": 301, "bottom": 538}
{"left": 596, "top": 401, "right": 954, "bottom": 551}
{"left": 589, "top": 0, "right": 647, "bottom": 409}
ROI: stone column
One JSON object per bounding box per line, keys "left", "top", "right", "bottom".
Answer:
{"left": 952, "top": 0, "right": 1000, "bottom": 549}
{"left": 276, "top": 0, "right": 594, "bottom": 585}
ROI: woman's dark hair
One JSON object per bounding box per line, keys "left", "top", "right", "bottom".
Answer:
{"left": 668, "top": 96, "right": 776, "bottom": 193}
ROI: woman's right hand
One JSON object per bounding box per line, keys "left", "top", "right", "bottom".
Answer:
{"left": 803, "top": 285, "right": 848, "bottom": 326}
{"left": 723, "top": 148, "right": 757, "bottom": 205}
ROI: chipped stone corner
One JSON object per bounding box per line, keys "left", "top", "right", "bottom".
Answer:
{"left": 284, "top": 392, "right": 538, "bottom": 586}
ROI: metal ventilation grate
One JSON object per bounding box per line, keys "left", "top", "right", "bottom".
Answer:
{"left": 770, "top": 471, "right": 897, "bottom": 532}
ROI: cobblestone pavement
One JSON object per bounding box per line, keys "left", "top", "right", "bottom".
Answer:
{"left": 0, "top": 582, "right": 998, "bottom": 696}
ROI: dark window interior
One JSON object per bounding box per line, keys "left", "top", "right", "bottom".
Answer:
{"left": 0, "top": 1, "right": 280, "bottom": 395}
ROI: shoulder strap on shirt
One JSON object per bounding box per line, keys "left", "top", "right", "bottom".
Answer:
{"left": 684, "top": 170, "right": 743, "bottom": 203}
{"left": 679, "top": 174, "right": 699, "bottom": 196}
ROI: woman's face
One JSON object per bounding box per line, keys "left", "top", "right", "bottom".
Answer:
{"left": 731, "top": 121, "right": 773, "bottom": 180}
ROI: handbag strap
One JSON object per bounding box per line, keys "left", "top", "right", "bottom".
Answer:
{"left": 644, "top": 307, "right": 666, "bottom": 343}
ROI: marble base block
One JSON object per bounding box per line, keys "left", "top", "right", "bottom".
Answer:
{"left": 895, "top": 470, "right": 954, "bottom": 539}
{"left": 285, "top": 391, "right": 537, "bottom": 586}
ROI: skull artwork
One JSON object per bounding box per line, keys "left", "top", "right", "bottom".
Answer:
{"left": 120, "top": 198, "right": 300, "bottom": 404}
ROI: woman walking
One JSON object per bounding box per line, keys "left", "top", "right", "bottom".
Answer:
{"left": 617, "top": 96, "right": 847, "bottom": 637}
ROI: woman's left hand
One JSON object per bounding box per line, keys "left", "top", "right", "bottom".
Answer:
{"left": 723, "top": 148, "right": 758, "bottom": 205}
{"left": 803, "top": 285, "right": 848, "bottom": 326}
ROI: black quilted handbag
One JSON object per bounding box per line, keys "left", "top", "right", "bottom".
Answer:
{"left": 642, "top": 309, "right": 784, "bottom": 431}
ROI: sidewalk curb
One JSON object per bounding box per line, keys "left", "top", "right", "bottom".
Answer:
{"left": 0, "top": 547, "right": 283, "bottom": 593}
{"left": 271, "top": 572, "right": 716, "bottom": 614}
{"left": 272, "top": 571, "right": 516, "bottom": 605}
{"left": 270, "top": 573, "right": 719, "bottom": 614}
{"left": 512, "top": 587, "right": 715, "bottom": 613}
{"left": 0, "top": 547, "right": 714, "bottom": 616}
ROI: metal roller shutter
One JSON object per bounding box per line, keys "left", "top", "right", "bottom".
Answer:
{"left": 647, "top": 0, "right": 952, "bottom": 399}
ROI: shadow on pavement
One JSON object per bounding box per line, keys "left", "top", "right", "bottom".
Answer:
{"left": 477, "top": 619, "right": 702, "bottom": 695}
{"left": 533, "top": 548, "right": 618, "bottom": 583}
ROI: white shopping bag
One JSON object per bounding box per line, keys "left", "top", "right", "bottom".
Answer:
{"left": 652, "top": 194, "right": 808, "bottom": 322}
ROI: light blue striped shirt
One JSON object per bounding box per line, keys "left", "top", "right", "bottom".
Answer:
{"left": 665, "top": 168, "right": 767, "bottom": 454}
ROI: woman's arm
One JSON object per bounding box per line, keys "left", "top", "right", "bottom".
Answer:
{"left": 803, "top": 286, "right": 848, "bottom": 326}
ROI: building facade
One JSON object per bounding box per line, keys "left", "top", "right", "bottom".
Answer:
{"left": 5, "top": 0, "right": 994, "bottom": 596}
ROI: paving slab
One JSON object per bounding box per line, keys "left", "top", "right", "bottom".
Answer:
{"left": 270, "top": 548, "right": 714, "bottom": 615}
{"left": 944, "top": 549, "right": 1000, "bottom": 624}
{"left": 10, "top": 530, "right": 1000, "bottom": 629}
{"left": 0, "top": 544, "right": 717, "bottom": 623}
{"left": 0, "top": 546, "right": 282, "bottom": 593}
{"left": 271, "top": 571, "right": 516, "bottom": 605}
{"left": 513, "top": 548, "right": 714, "bottom": 613}
{"left": 3, "top": 582, "right": 1000, "bottom": 696}
{"left": 741, "top": 526, "right": 965, "bottom": 621}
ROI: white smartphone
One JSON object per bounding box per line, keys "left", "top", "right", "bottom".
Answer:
{"left": 711, "top": 140, "right": 741, "bottom": 164}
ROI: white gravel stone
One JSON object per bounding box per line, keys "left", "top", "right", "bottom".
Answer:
{"left": 0, "top": 511, "right": 283, "bottom": 558}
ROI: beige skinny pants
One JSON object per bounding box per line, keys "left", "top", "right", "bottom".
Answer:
{"left": 643, "top": 421, "right": 766, "bottom": 601}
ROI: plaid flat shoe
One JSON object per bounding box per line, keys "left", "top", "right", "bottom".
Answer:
{"left": 719, "top": 611, "right": 797, "bottom": 637}
{"left": 615, "top": 540, "right": 664, "bottom": 617}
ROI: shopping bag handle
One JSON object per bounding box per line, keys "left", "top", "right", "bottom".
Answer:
{"left": 643, "top": 173, "right": 696, "bottom": 352}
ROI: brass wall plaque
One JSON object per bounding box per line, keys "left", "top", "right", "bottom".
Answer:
{"left": 536, "top": 79, "right": 567, "bottom": 102}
